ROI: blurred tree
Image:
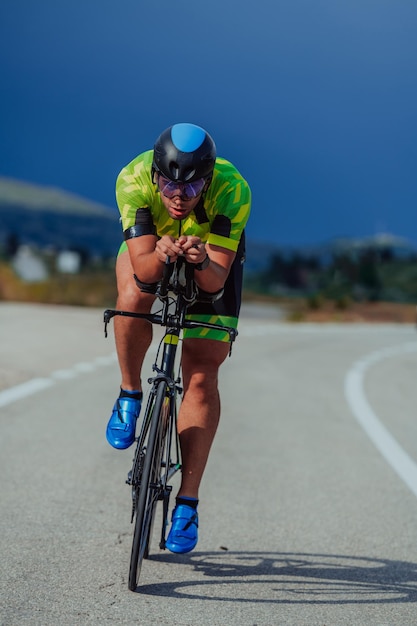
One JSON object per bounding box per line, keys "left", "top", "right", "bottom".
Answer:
{"left": 5, "top": 232, "right": 19, "bottom": 259}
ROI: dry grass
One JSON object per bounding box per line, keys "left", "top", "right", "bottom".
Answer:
{"left": 243, "top": 289, "right": 416, "bottom": 324}
{"left": 288, "top": 300, "right": 417, "bottom": 324}
{"left": 0, "top": 263, "right": 117, "bottom": 307}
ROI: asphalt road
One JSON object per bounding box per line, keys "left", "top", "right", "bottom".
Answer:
{"left": 1, "top": 302, "right": 417, "bottom": 626}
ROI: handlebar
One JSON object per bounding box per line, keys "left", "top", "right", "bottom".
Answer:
{"left": 158, "top": 256, "right": 176, "bottom": 299}
{"left": 103, "top": 308, "right": 237, "bottom": 342}
{"left": 103, "top": 256, "right": 237, "bottom": 350}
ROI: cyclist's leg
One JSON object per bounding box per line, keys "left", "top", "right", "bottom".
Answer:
{"left": 106, "top": 246, "right": 156, "bottom": 449}
{"left": 177, "top": 337, "right": 230, "bottom": 499}
{"left": 114, "top": 246, "right": 156, "bottom": 392}
{"left": 176, "top": 233, "right": 245, "bottom": 494}
{"left": 165, "top": 337, "right": 229, "bottom": 553}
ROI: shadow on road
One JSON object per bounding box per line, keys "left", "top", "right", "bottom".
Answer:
{"left": 136, "top": 551, "right": 417, "bottom": 603}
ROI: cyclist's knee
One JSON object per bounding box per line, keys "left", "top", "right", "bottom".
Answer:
{"left": 116, "top": 252, "right": 155, "bottom": 310}
{"left": 117, "top": 283, "right": 155, "bottom": 311}
{"left": 182, "top": 339, "right": 229, "bottom": 375}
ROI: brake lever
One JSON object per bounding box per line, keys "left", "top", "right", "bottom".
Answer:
{"left": 103, "top": 309, "right": 115, "bottom": 338}
{"left": 228, "top": 328, "right": 238, "bottom": 357}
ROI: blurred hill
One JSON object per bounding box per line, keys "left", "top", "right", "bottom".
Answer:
{"left": 0, "top": 176, "right": 121, "bottom": 256}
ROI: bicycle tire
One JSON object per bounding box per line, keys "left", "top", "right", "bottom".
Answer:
{"left": 143, "top": 389, "right": 171, "bottom": 559}
{"left": 128, "top": 381, "right": 169, "bottom": 590}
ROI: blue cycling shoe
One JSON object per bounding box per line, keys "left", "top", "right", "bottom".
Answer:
{"left": 106, "top": 391, "right": 142, "bottom": 450}
{"left": 165, "top": 504, "right": 199, "bottom": 554}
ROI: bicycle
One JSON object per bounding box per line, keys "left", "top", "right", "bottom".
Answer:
{"left": 103, "top": 256, "right": 237, "bottom": 591}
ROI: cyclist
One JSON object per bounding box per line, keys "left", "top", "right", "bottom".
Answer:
{"left": 106, "top": 123, "right": 251, "bottom": 553}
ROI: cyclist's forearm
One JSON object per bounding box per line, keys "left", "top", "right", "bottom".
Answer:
{"left": 131, "top": 250, "right": 165, "bottom": 284}
{"left": 194, "top": 258, "right": 229, "bottom": 293}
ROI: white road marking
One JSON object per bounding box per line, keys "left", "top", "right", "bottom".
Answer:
{"left": 0, "top": 340, "right": 162, "bottom": 408}
{"left": 345, "top": 342, "right": 417, "bottom": 499}
{"left": 0, "top": 378, "right": 55, "bottom": 407}
{"left": 0, "top": 352, "right": 118, "bottom": 408}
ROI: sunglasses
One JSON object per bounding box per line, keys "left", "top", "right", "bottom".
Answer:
{"left": 157, "top": 174, "right": 206, "bottom": 201}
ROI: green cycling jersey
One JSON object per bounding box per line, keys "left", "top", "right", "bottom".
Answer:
{"left": 116, "top": 150, "right": 251, "bottom": 251}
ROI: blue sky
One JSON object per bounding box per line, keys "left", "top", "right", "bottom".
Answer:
{"left": 1, "top": 0, "right": 416, "bottom": 247}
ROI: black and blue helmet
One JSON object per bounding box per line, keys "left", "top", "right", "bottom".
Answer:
{"left": 152, "top": 123, "right": 216, "bottom": 182}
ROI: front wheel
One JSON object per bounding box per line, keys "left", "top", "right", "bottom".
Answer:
{"left": 128, "top": 381, "right": 168, "bottom": 591}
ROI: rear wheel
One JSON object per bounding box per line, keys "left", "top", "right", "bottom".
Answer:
{"left": 128, "top": 381, "right": 168, "bottom": 591}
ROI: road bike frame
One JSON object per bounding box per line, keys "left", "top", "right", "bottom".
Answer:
{"left": 103, "top": 257, "right": 237, "bottom": 590}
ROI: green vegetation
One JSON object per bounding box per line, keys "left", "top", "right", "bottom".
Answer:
{"left": 245, "top": 246, "right": 417, "bottom": 305}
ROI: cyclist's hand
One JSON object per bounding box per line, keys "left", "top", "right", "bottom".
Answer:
{"left": 154, "top": 236, "right": 183, "bottom": 262}
{"left": 177, "top": 236, "right": 207, "bottom": 264}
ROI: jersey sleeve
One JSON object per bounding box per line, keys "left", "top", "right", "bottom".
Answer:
{"left": 115, "top": 151, "right": 156, "bottom": 232}
{"left": 206, "top": 159, "right": 251, "bottom": 252}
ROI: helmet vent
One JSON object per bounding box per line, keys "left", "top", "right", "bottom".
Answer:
{"left": 169, "top": 162, "right": 180, "bottom": 180}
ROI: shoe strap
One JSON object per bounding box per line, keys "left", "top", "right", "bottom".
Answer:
{"left": 183, "top": 514, "right": 198, "bottom": 530}
{"left": 116, "top": 397, "right": 140, "bottom": 424}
